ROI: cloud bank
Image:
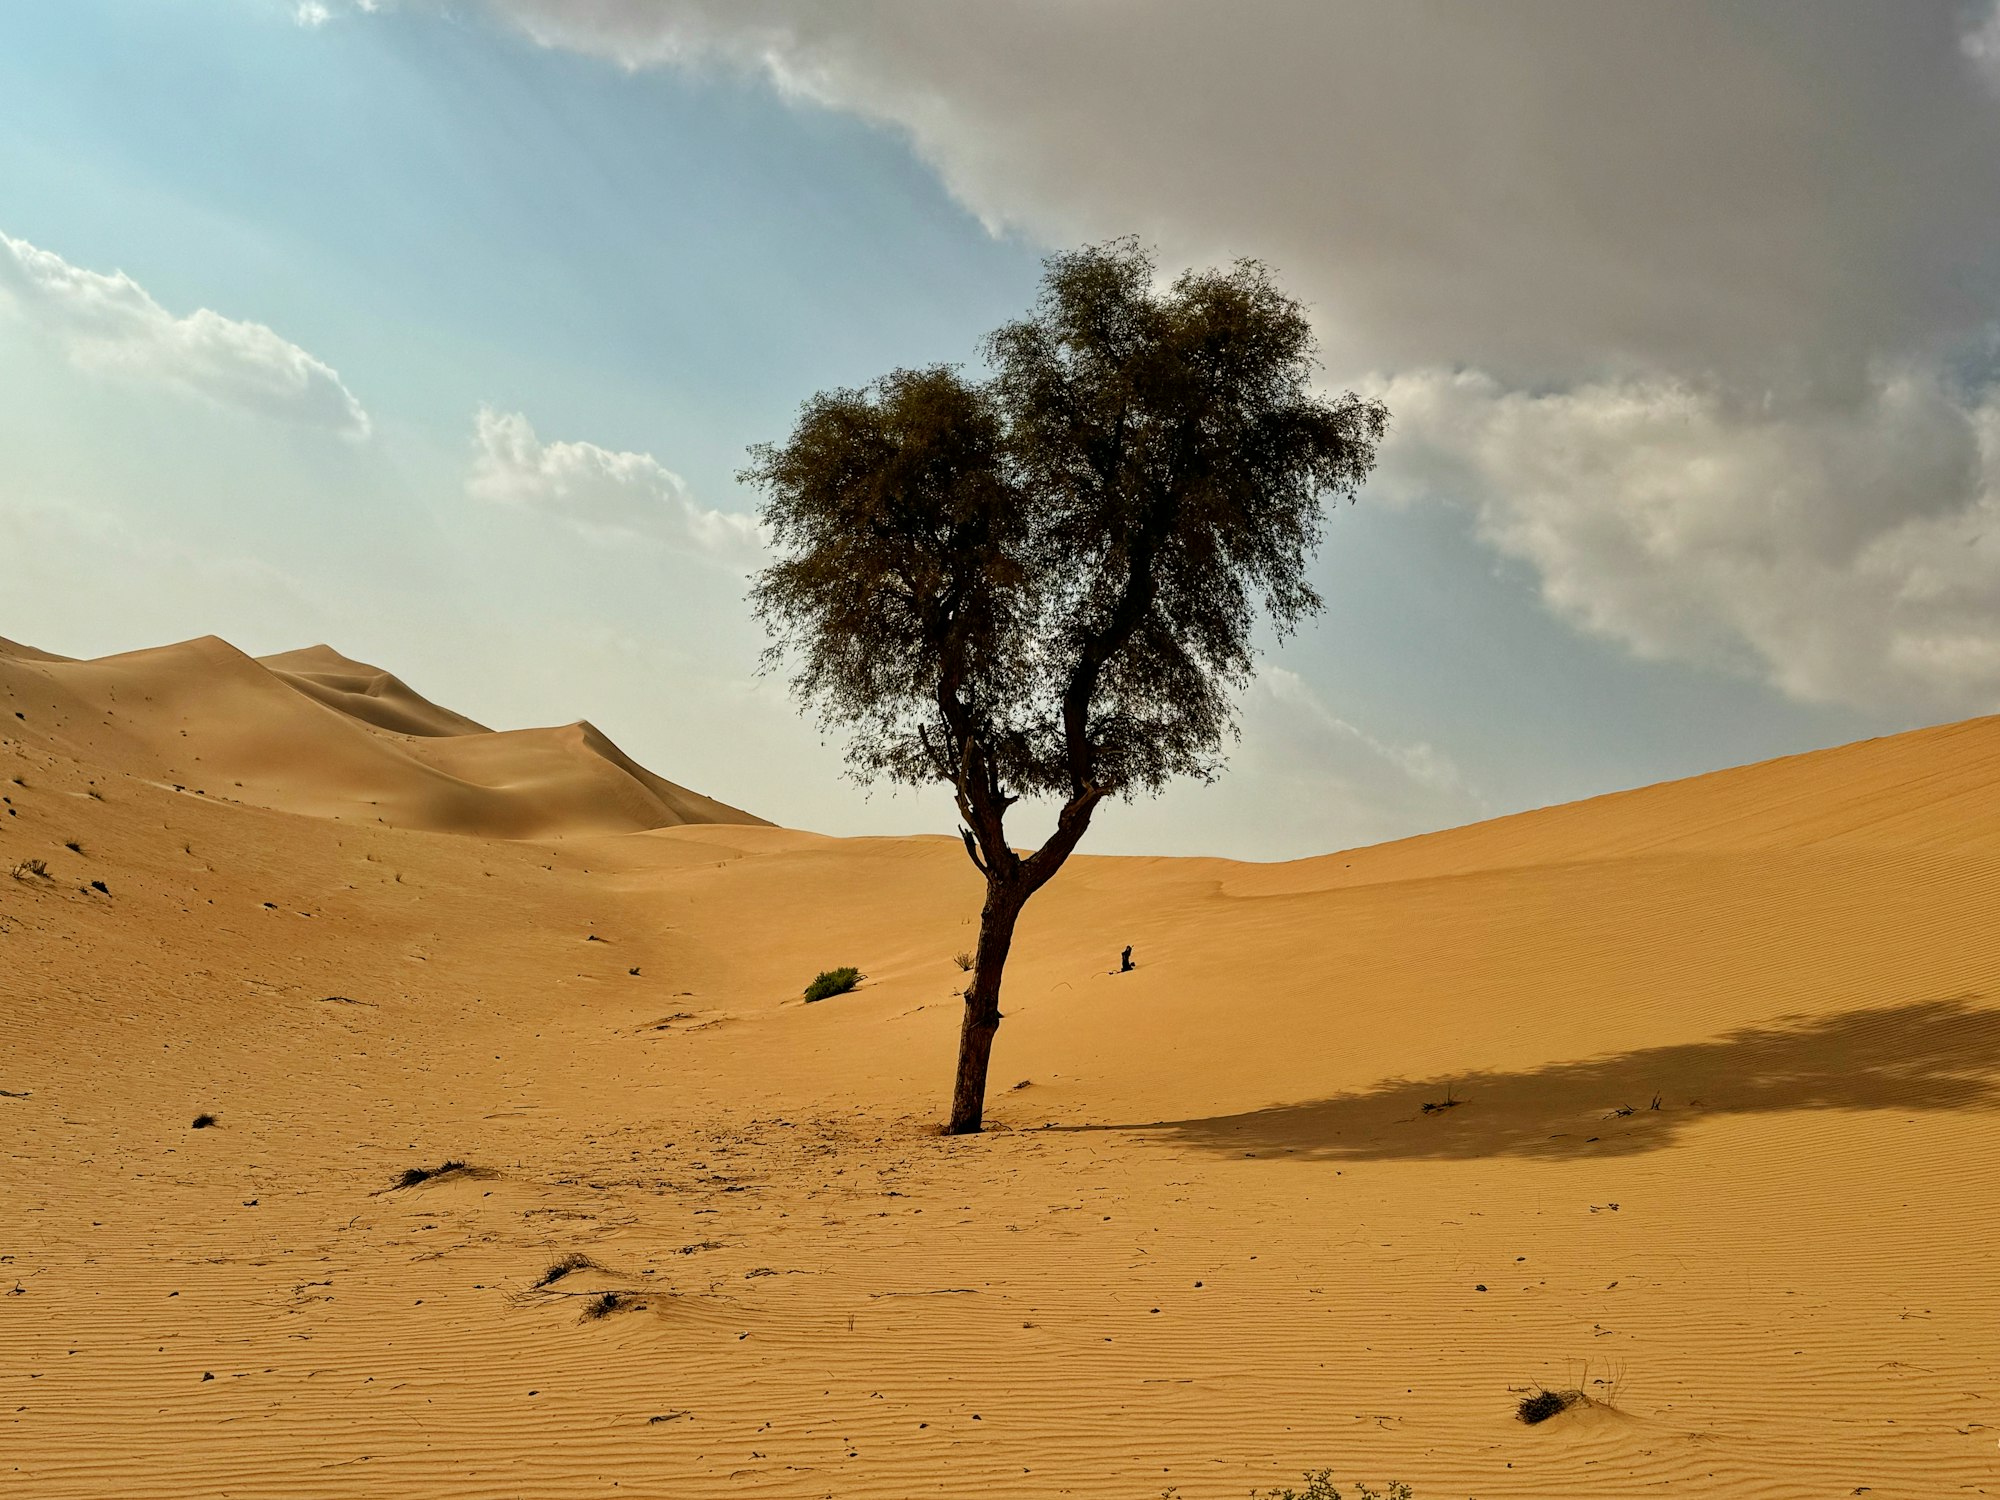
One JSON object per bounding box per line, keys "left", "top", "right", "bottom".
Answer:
{"left": 476, "top": 1, "right": 2000, "bottom": 383}
{"left": 1381, "top": 370, "right": 2000, "bottom": 711}
{"left": 0, "top": 231, "right": 370, "bottom": 438}
{"left": 455, "top": 0, "right": 2000, "bottom": 715}
{"left": 467, "top": 406, "right": 760, "bottom": 558}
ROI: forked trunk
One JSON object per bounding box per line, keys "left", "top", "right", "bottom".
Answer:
{"left": 945, "top": 875, "right": 1028, "bottom": 1134}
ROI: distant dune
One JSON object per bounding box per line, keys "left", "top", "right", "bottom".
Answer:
{"left": 0, "top": 632, "right": 763, "bottom": 838}
{"left": 1231, "top": 709, "right": 2000, "bottom": 897}
{"left": 258, "top": 645, "right": 497, "bottom": 739}
{"left": 0, "top": 635, "right": 74, "bottom": 664}
{"left": 3, "top": 627, "right": 1996, "bottom": 1499}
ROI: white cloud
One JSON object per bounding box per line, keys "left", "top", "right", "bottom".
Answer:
{"left": 1379, "top": 369, "right": 2000, "bottom": 714}
{"left": 466, "top": 406, "right": 760, "bottom": 558}
{"left": 1964, "top": 0, "right": 2000, "bottom": 86}
{"left": 294, "top": 0, "right": 382, "bottom": 24}
{"left": 456, "top": 2, "right": 2000, "bottom": 720}
{"left": 0, "top": 231, "right": 369, "bottom": 438}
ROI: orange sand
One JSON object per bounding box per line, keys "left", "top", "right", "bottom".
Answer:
{"left": 2, "top": 634, "right": 1996, "bottom": 1498}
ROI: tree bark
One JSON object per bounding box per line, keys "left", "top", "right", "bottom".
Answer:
{"left": 945, "top": 874, "right": 1028, "bottom": 1134}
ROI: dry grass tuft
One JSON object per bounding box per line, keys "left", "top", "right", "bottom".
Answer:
{"left": 533, "top": 1253, "right": 600, "bottom": 1290}
{"left": 582, "top": 1290, "right": 642, "bottom": 1321}
{"left": 392, "top": 1159, "right": 469, "bottom": 1189}
{"left": 1249, "top": 1473, "right": 1413, "bottom": 1499}
{"left": 1517, "top": 1387, "right": 1583, "bottom": 1424}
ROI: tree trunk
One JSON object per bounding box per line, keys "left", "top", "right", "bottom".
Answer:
{"left": 945, "top": 874, "right": 1028, "bottom": 1134}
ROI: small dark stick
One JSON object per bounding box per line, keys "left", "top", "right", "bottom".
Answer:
{"left": 1119, "top": 945, "right": 1134, "bottom": 973}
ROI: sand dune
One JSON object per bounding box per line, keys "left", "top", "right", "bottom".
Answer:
{"left": 0, "top": 635, "right": 73, "bottom": 663}
{"left": 258, "top": 644, "right": 495, "bottom": 739}
{"left": 3, "top": 632, "right": 1997, "bottom": 1499}
{"left": 1232, "top": 710, "right": 2000, "bottom": 899}
{"left": 0, "top": 634, "right": 762, "bottom": 838}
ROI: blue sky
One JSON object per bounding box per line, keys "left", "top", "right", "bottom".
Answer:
{"left": 6, "top": 0, "right": 1985, "bottom": 858}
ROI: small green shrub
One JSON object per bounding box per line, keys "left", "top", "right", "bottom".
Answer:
{"left": 803, "top": 966, "right": 863, "bottom": 1003}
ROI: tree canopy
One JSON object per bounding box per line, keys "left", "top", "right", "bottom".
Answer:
{"left": 745, "top": 239, "right": 1387, "bottom": 1131}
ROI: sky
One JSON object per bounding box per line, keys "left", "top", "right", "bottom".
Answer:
{"left": 4, "top": 0, "right": 1999, "bottom": 859}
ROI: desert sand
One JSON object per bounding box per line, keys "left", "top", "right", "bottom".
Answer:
{"left": 3, "top": 633, "right": 1997, "bottom": 1498}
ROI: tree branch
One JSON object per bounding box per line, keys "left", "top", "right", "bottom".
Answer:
{"left": 1021, "top": 781, "right": 1112, "bottom": 894}
{"left": 1058, "top": 511, "right": 1168, "bottom": 794}
{"left": 959, "top": 825, "right": 988, "bottom": 875}
{"left": 935, "top": 661, "right": 1021, "bottom": 884}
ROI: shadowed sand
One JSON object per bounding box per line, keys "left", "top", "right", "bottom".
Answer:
{"left": 3, "top": 631, "right": 1999, "bottom": 1500}
{"left": 1118, "top": 995, "right": 2000, "bottom": 1160}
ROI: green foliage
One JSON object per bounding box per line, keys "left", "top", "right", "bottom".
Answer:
{"left": 746, "top": 238, "right": 1386, "bottom": 823}
{"left": 803, "top": 966, "right": 863, "bottom": 1003}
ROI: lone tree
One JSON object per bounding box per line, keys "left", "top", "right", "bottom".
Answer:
{"left": 746, "top": 240, "right": 1386, "bottom": 1134}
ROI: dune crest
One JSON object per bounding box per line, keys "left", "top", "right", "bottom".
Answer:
{"left": 258, "top": 644, "right": 495, "bottom": 738}
{"left": 0, "top": 632, "right": 762, "bottom": 838}
{"left": 0, "top": 635, "right": 74, "bottom": 663}
{"left": 1234, "top": 710, "right": 2000, "bottom": 896}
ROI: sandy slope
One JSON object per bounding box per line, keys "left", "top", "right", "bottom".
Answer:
{"left": 259, "top": 645, "right": 497, "bottom": 739}
{"left": 0, "top": 635, "right": 764, "bottom": 838}
{"left": 0, "top": 636, "right": 73, "bottom": 664}
{"left": 3, "top": 634, "right": 1997, "bottom": 1500}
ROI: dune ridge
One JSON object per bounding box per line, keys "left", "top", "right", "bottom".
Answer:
{"left": 0, "top": 633, "right": 762, "bottom": 839}
{"left": 258, "top": 644, "right": 496, "bottom": 738}
{"left": 0, "top": 635, "right": 74, "bottom": 663}
{"left": 1233, "top": 709, "right": 2000, "bottom": 898}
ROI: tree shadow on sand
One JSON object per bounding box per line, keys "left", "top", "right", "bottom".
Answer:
{"left": 1097, "top": 996, "right": 2000, "bottom": 1161}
